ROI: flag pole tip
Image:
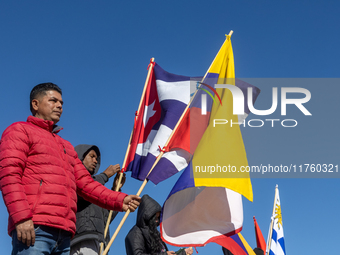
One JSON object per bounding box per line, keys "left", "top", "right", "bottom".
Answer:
{"left": 227, "top": 30, "right": 233, "bottom": 37}
{"left": 275, "top": 184, "right": 278, "bottom": 188}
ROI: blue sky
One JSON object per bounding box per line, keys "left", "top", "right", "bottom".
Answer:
{"left": 0, "top": 1, "right": 339, "bottom": 254}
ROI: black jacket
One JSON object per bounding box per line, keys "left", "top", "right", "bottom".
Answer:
{"left": 222, "top": 246, "right": 264, "bottom": 255}
{"left": 70, "top": 144, "right": 118, "bottom": 248}
{"left": 125, "top": 195, "right": 185, "bottom": 255}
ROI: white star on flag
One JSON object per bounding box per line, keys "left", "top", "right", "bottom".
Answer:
{"left": 143, "top": 100, "right": 157, "bottom": 127}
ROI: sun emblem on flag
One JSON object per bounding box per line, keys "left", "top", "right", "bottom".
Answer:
{"left": 274, "top": 203, "right": 283, "bottom": 229}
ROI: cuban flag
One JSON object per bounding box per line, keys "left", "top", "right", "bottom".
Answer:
{"left": 267, "top": 186, "right": 286, "bottom": 255}
{"left": 124, "top": 60, "right": 199, "bottom": 181}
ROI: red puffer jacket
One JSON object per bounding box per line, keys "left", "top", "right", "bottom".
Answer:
{"left": 0, "top": 116, "right": 127, "bottom": 236}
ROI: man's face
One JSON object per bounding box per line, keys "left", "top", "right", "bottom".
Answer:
{"left": 32, "top": 90, "right": 63, "bottom": 124}
{"left": 83, "top": 150, "right": 98, "bottom": 174}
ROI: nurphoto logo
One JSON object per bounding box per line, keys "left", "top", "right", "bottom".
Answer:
{"left": 199, "top": 83, "right": 312, "bottom": 128}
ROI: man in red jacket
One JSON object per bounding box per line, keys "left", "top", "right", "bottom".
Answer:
{"left": 0, "top": 82, "right": 141, "bottom": 255}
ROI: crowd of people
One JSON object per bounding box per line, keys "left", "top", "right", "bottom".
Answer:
{"left": 0, "top": 82, "right": 263, "bottom": 255}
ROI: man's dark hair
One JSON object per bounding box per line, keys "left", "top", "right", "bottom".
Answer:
{"left": 82, "top": 146, "right": 100, "bottom": 160}
{"left": 30, "top": 82, "right": 62, "bottom": 113}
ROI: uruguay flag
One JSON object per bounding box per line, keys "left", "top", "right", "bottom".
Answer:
{"left": 267, "top": 186, "right": 286, "bottom": 255}
{"left": 124, "top": 60, "right": 199, "bottom": 181}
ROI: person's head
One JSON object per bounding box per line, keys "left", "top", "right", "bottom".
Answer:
{"left": 135, "top": 195, "right": 163, "bottom": 254}
{"left": 30, "top": 83, "right": 63, "bottom": 124}
{"left": 82, "top": 147, "right": 100, "bottom": 174}
{"left": 74, "top": 144, "right": 101, "bottom": 175}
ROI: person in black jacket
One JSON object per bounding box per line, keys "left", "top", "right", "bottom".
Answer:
{"left": 125, "top": 194, "right": 193, "bottom": 255}
{"left": 70, "top": 144, "right": 124, "bottom": 255}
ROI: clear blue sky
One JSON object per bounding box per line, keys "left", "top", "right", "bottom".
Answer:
{"left": 0, "top": 1, "right": 339, "bottom": 254}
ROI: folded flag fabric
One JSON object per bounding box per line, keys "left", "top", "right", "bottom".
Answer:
{"left": 150, "top": 35, "right": 259, "bottom": 201}
{"left": 124, "top": 60, "right": 199, "bottom": 181}
{"left": 253, "top": 216, "right": 266, "bottom": 253}
{"left": 160, "top": 34, "right": 259, "bottom": 249}
{"left": 160, "top": 165, "right": 243, "bottom": 246}
{"left": 147, "top": 76, "right": 260, "bottom": 187}
{"left": 215, "top": 233, "right": 256, "bottom": 255}
{"left": 267, "top": 186, "right": 286, "bottom": 255}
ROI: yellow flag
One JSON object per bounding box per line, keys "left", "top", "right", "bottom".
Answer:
{"left": 193, "top": 35, "right": 253, "bottom": 201}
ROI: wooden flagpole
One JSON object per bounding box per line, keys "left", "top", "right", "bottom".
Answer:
{"left": 99, "top": 114, "right": 137, "bottom": 254}
{"left": 131, "top": 30, "right": 235, "bottom": 185}
{"left": 103, "top": 31, "right": 233, "bottom": 254}
{"left": 266, "top": 185, "right": 278, "bottom": 255}
{"left": 101, "top": 159, "right": 154, "bottom": 255}
{"left": 101, "top": 58, "right": 155, "bottom": 255}
{"left": 101, "top": 158, "right": 159, "bottom": 255}
{"left": 98, "top": 172, "right": 124, "bottom": 255}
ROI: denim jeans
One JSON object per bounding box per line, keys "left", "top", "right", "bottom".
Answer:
{"left": 12, "top": 225, "right": 71, "bottom": 255}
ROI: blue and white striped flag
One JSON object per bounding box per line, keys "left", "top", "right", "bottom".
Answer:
{"left": 267, "top": 185, "right": 286, "bottom": 255}
{"left": 125, "top": 62, "right": 199, "bottom": 182}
